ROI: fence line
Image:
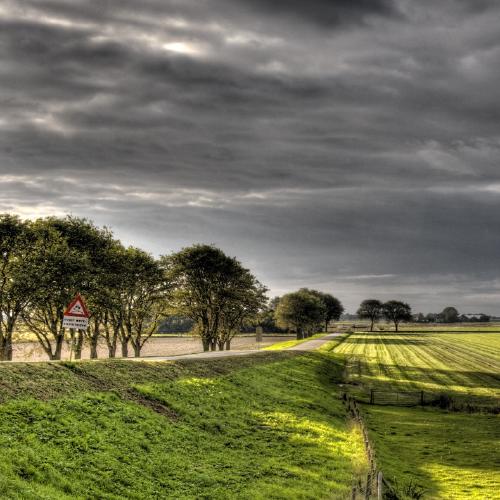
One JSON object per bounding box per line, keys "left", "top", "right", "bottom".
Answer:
{"left": 345, "top": 388, "right": 500, "bottom": 412}
{"left": 343, "top": 393, "right": 383, "bottom": 499}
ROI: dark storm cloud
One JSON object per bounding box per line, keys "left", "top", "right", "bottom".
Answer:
{"left": 218, "top": 0, "right": 401, "bottom": 28}
{"left": 1, "top": 0, "right": 500, "bottom": 313}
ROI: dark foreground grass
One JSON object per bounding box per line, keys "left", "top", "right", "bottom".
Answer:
{"left": 363, "top": 405, "right": 500, "bottom": 499}
{"left": 0, "top": 351, "right": 367, "bottom": 499}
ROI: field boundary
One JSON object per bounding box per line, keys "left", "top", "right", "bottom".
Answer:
{"left": 343, "top": 387, "right": 500, "bottom": 413}
{"left": 343, "top": 393, "right": 382, "bottom": 499}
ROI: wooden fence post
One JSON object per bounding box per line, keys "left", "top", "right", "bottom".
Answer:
{"left": 377, "top": 471, "right": 383, "bottom": 499}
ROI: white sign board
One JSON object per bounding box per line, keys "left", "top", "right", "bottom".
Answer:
{"left": 63, "top": 316, "right": 89, "bottom": 329}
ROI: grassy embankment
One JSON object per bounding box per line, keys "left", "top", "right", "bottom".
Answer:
{"left": 0, "top": 348, "right": 367, "bottom": 499}
{"left": 335, "top": 331, "right": 500, "bottom": 499}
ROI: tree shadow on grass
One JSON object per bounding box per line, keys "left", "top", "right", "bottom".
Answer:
{"left": 362, "top": 404, "right": 500, "bottom": 499}
{"left": 343, "top": 358, "right": 500, "bottom": 410}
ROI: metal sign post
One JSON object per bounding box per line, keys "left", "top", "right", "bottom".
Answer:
{"left": 69, "top": 328, "right": 75, "bottom": 361}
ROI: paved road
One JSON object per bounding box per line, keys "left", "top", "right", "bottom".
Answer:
{"left": 131, "top": 332, "right": 342, "bottom": 362}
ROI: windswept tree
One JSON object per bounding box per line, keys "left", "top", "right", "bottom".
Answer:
{"left": 275, "top": 289, "right": 326, "bottom": 339}
{"left": 0, "top": 215, "right": 39, "bottom": 360}
{"left": 163, "top": 244, "right": 266, "bottom": 351}
{"left": 46, "top": 216, "right": 117, "bottom": 359}
{"left": 301, "top": 289, "right": 344, "bottom": 332}
{"left": 382, "top": 300, "right": 412, "bottom": 332}
{"left": 217, "top": 272, "right": 267, "bottom": 350}
{"left": 22, "top": 219, "right": 91, "bottom": 360}
{"left": 357, "top": 299, "right": 383, "bottom": 332}
{"left": 117, "top": 247, "right": 170, "bottom": 358}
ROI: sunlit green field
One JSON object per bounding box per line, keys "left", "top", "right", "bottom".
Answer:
{"left": 0, "top": 350, "right": 367, "bottom": 499}
{"left": 334, "top": 331, "right": 500, "bottom": 499}
{"left": 336, "top": 331, "right": 500, "bottom": 403}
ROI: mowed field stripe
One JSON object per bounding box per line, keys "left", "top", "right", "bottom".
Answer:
{"left": 337, "top": 332, "right": 500, "bottom": 400}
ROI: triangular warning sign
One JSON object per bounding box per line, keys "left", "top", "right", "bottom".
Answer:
{"left": 64, "top": 293, "right": 90, "bottom": 318}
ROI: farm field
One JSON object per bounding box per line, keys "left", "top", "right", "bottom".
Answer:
{"left": 0, "top": 348, "right": 367, "bottom": 499}
{"left": 336, "top": 331, "right": 500, "bottom": 405}
{"left": 9, "top": 334, "right": 295, "bottom": 362}
{"left": 333, "top": 331, "right": 500, "bottom": 499}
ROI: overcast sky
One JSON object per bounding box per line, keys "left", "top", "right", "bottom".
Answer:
{"left": 1, "top": 0, "right": 500, "bottom": 313}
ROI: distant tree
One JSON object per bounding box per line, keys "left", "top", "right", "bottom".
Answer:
{"left": 257, "top": 297, "right": 286, "bottom": 333}
{"left": 158, "top": 315, "right": 194, "bottom": 333}
{"left": 479, "top": 314, "right": 491, "bottom": 323}
{"left": 382, "top": 301, "right": 412, "bottom": 332}
{"left": 441, "top": 306, "right": 459, "bottom": 323}
{"left": 275, "top": 290, "right": 326, "bottom": 339}
{"left": 425, "top": 313, "right": 437, "bottom": 323}
{"left": 302, "top": 289, "right": 344, "bottom": 332}
{"left": 414, "top": 313, "right": 425, "bottom": 323}
{"left": 357, "top": 299, "right": 383, "bottom": 332}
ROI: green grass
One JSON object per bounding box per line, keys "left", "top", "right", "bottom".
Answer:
{"left": 363, "top": 406, "right": 500, "bottom": 499}
{"left": 0, "top": 349, "right": 367, "bottom": 499}
{"left": 335, "top": 330, "right": 500, "bottom": 499}
{"left": 336, "top": 331, "right": 500, "bottom": 405}
{"left": 263, "top": 333, "right": 328, "bottom": 350}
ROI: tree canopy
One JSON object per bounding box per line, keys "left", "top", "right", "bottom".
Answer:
{"left": 162, "top": 244, "right": 267, "bottom": 351}
{"left": 357, "top": 299, "right": 383, "bottom": 332}
{"left": 382, "top": 300, "right": 412, "bottom": 332}
{"left": 275, "top": 289, "right": 326, "bottom": 339}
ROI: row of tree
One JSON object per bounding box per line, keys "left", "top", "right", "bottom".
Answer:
{"left": 0, "top": 214, "right": 267, "bottom": 360}
{"left": 357, "top": 300, "right": 412, "bottom": 331}
{"left": 413, "top": 307, "right": 491, "bottom": 323}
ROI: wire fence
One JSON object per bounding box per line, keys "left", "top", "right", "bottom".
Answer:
{"left": 344, "top": 387, "right": 500, "bottom": 413}
{"left": 343, "top": 394, "right": 382, "bottom": 499}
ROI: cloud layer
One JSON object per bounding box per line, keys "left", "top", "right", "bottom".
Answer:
{"left": 1, "top": 0, "right": 500, "bottom": 313}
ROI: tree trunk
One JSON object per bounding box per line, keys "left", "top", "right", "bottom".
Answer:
{"left": 370, "top": 318, "right": 374, "bottom": 332}
{"left": 210, "top": 340, "right": 216, "bottom": 351}
{"left": 394, "top": 321, "right": 398, "bottom": 332}
{"left": 133, "top": 343, "right": 141, "bottom": 358}
{"left": 324, "top": 320, "right": 328, "bottom": 333}
{"left": 0, "top": 335, "right": 13, "bottom": 361}
{"left": 217, "top": 341, "right": 225, "bottom": 351}
{"left": 121, "top": 339, "right": 129, "bottom": 358}
{"left": 108, "top": 343, "right": 116, "bottom": 358}
{"left": 75, "top": 330, "right": 84, "bottom": 359}
{"left": 225, "top": 340, "right": 231, "bottom": 351}
{"left": 89, "top": 318, "right": 100, "bottom": 359}
{"left": 202, "top": 339, "right": 210, "bottom": 352}
{"left": 54, "top": 334, "right": 64, "bottom": 360}
{"left": 90, "top": 336, "right": 98, "bottom": 359}
{"left": 296, "top": 328, "right": 303, "bottom": 340}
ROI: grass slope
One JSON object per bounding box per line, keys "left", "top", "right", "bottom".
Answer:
{"left": 335, "top": 331, "right": 500, "bottom": 499}
{"left": 0, "top": 350, "right": 367, "bottom": 499}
